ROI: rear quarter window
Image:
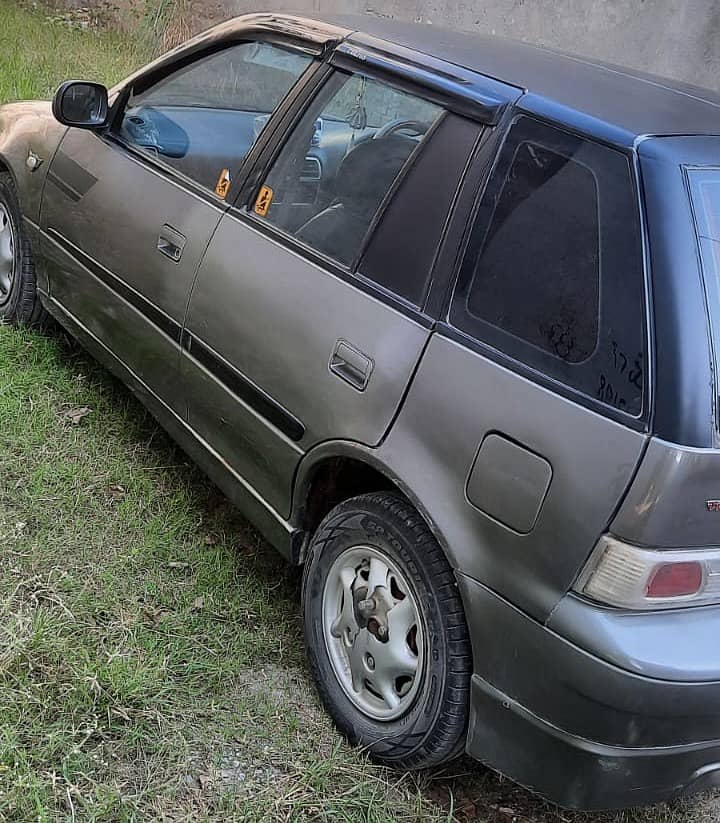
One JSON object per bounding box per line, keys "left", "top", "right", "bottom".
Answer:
{"left": 451, "top": 115, "right": 647, "bottom": 418}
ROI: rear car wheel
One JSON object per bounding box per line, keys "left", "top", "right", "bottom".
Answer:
{"left": 0, "top": 173, "right": 47, "bottom": 326}
{"left": 302, "top": 491, "right": 472, "bottom": 768}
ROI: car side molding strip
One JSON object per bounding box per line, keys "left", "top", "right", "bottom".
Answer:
{"left": 182, "top": 330, "right": 306, "bottom": 443}
{"left": 44, "top": 227, "right": 305, "bottom": 444}
{"left": 45, "top": 227, "right": 183, "bottom": 342}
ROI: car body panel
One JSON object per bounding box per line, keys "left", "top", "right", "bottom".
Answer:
{"left": 547, "top": 590, "right": 720, "bottom": 681}
{"left": 40, "top": 128, "right": 225, "bottom": 407}
{"left": 0, "top": 101, "right": 65, "bottom": 222}
{"left": 41, "top": 292, "right": 298, "bottom": 558}
{"left": 182, "top": 212, "right": 431, "bottom": 517}
{"left": 375, "top": 332, "right": 648, "bottom": 621}
{"left": 461, "top": 575, "right": 720, "bottom": 810}
{"left": 611, "top": 437, "right": 720, "bottom": 547}
{"left": 0, "top": 101, "right": 67, "bottom": 292}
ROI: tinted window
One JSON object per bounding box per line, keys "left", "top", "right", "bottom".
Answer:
{"left": 119, "top": 43, "right": 312, "bottom": 192}
{"left": 253, "top": 71, "right": 443, "bottom": 270}
{"left": 687, "top": 168, "right": 720, "bottom": 426}
{"left": 469, "top": 139, "right": 599, "bottom": 362}
{"left": 359, "top": 114, "right": 481, "bottom": 305}
{"left": 452, "top": 116, "right": 646, "bottom": 416}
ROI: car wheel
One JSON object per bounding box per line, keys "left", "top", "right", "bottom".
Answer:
{"left": 0, "top": 172, "right": 47, "bottom": 326}
{"left": 302, "top": 491, "right": 472, "bottom": 768}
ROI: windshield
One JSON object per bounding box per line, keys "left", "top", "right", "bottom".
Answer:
{"left": 688, "top": 168, "right": 720, "bottom": 430}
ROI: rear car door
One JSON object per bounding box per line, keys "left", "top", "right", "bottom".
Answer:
{"left": 180, "top": 60, "right": 485, "bottom": 517}
{"left": 40, "top": 38, "right": 315, "bottom": 409}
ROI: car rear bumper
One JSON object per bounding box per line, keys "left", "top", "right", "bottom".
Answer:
{"left": 458, "top": 573, "right": 720, "bottom": 810}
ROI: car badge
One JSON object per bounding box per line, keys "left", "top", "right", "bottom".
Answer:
{"left": 707, "top": 501, "right": 720, "bottom": 512}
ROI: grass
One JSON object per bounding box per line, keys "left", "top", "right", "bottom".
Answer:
{"left": 0, "top": 1, "right": 719, "bottom": 820}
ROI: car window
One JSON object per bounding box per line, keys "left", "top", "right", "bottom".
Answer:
{"left": 451, "top": 116, "right": 646, "bottom": 416}
{"left": 359, "top": 114, "right": 482, "bottom": 306}
{"left": 687, "top": 168, "right": 720, "bottom": 427}
{"left": 251, "top": 70, "right": 443, "bottom": 270}
{"left": 118, "top": 42, "right": 312, "bottom": 193}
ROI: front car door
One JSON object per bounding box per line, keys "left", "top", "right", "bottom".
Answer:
{"left": 180, "top": 53, "right": 488, "bottom": 520}
{"left": 39, "top": 30, "right": 319, "bottom": 410}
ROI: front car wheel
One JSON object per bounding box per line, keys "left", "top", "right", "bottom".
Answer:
{"left": 0, "top": 173, "right": 47, "bottom": 327}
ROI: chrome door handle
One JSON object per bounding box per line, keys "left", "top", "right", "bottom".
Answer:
{"left": 157, "top": 224, "right": 186, "bottom": 262}
{"left": 329, "top": 340, "right": 373, "bottom": 391}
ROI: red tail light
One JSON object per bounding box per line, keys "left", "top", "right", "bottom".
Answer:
{"left": 646, "top": 562, "right": 704, "bottom": 598}
{"left": 575, "top": 536, "right": 720, "bottom": 610}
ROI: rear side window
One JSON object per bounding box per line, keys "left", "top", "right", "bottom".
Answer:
{"left": 451, "top": 116, "right": 646, "bottom": 416}
{"left": 687, "top": 168, "right": 720, "bottom": 424}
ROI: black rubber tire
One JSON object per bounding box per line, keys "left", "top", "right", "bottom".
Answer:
{"left": 0, "top": 172, "right": 47, "bottom": 327}
{"left": 302, "top": 491, "right": 472, "bottom": 769}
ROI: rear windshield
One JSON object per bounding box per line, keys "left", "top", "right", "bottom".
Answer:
{"left": 688, "top": 168, "right": 720, "bottom": 425}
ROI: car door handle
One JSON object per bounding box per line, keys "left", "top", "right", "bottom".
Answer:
{"left": 157, "top": 224, "right": 186, "bottom": 262}
{"left": 329, "top": 340, "right": 374, "bottom": 391}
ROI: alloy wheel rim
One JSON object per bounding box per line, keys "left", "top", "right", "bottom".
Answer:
{"left": 0, "top": 201, "right": 16, "bottom": 307}
{"left": 322, "top": 545, "right": 425, "bottom": 721}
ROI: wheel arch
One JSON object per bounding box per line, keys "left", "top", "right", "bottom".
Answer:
{"left": 0, "top": 152, "right": 18, "bottom": 187}
{"left": 290, "top": 441, "right": 460, "bottom": 572}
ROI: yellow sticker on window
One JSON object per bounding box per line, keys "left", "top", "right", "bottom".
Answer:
{"left": 254, "top": 185, "right": 274, "bottom": 217}
{"left": 215, "top": 168, "right": 231, "bottom": 199}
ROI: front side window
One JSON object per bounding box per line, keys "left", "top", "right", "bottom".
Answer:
{"left": 252, "top": 70, "right": 443, "bottom": 269}
{"left": 687, "top": 168, "right": 720, "bottom": 426}
{"left": 118, "top": 42, "right": 312, "bottom": 191}
{"left": 452, "top": 116, "right": 646, "bottom": 416}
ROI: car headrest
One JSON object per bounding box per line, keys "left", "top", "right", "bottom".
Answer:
{"left": 334, "top": 135, "right": 416, "bottom": 217}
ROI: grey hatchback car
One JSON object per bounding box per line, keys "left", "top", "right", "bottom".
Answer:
{"left": 2, "top": 11, "right": 720, "bottom": 811}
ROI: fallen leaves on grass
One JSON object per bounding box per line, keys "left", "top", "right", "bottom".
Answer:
{"left": 140, "top": 604, "right": 167, "bottom": 625}
{"left": 62, "top": 406, "right": 92, "bottom": 425}
{"left": 106, "top": 483, "right": 126, "bottom": 500}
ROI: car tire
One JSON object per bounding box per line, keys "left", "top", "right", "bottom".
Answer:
{"left": 302, "top": 491, "right": 472, "bottom": 769}
{"left": 0, "top": 172, "right": 47, "bottom": 326}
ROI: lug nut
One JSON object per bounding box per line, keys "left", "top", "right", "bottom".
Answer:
{"left": 366, "top": 654, "right": 375, "bottom": 670}
{"left": 358, "top": 597, "right": 376, "bottom": 613}
{"left": 377, "top": 625, "right": 388, "bottom": 640}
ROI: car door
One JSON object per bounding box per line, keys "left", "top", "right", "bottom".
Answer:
{"left": 40, "top": 38, "right": 316, "bottom": 409}
{"left": 180, "top": 63, "right": 484, "bottom": 517}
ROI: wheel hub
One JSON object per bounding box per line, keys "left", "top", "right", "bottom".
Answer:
{"left": 322, "top": 546, "right": 425, "bottom": 721}
{"left": 0, "top": 201, "right": 16, "bottom": 308}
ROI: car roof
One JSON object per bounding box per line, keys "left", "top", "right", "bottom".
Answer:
{"left": 264, "top": 12, "right": 720, "bottom": 148}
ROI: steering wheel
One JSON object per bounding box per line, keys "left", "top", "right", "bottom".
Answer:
{"left": 373, "top": 118, "right": 429, "bottom": 140}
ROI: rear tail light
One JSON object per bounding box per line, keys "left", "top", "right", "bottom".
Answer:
{"left": 575, "top": 535, "right": 720, "bottom": 609}
{"left": 646, "top": 562, "right": 704, "bottom": 598}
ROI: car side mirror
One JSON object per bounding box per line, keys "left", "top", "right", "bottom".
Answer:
{"left": 52, "top": 81, "right": 109, "bottom": 129}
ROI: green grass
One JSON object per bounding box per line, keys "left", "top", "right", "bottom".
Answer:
{"left": 0, "top": 2, "right": 148, "bottom": 102}
{"left": 0, "top": 2, "right": 719, "bottom": 821}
